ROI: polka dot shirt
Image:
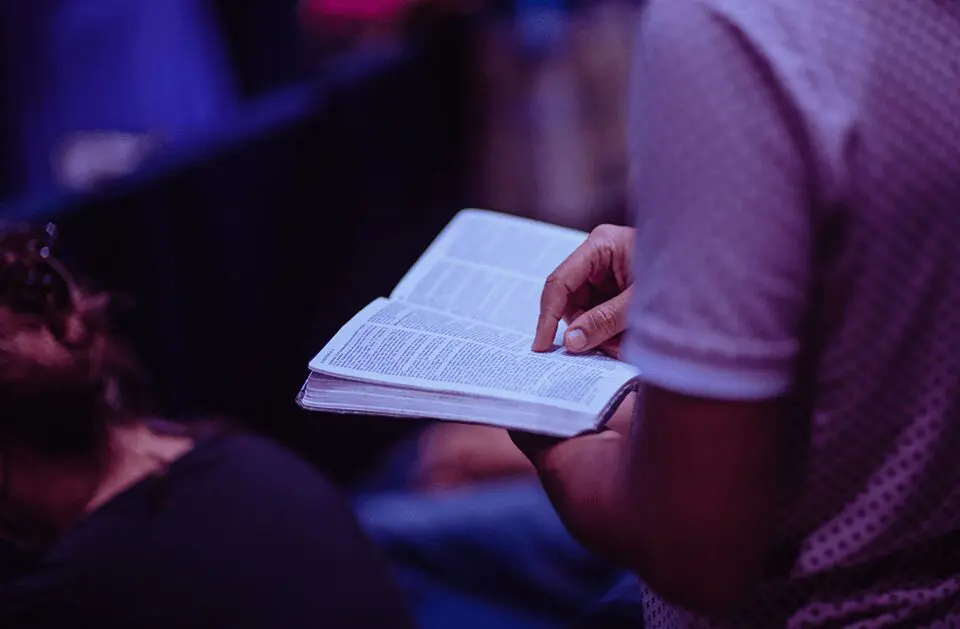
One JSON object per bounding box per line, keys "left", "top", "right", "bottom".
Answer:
{"left": 623, "top": 0, "right": 960, "bottom": 626}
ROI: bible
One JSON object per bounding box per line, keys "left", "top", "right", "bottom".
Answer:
{"left": 297, "top": 209, "right": 640, "bottom": 437}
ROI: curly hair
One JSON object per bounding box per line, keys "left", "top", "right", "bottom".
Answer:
{"left": 0, "top": 223, "right": 145, "bottom": 458}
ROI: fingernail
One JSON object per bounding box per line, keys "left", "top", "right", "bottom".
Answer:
{"left": 565, "top": 329, "right": 587, "bottom": 351}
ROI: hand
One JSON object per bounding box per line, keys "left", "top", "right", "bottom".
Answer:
{"left": 510, "top": 393, "right": 636, "bottom": 470}
{"left": 533, "top": 224, "right": 636, "bottom": 358}
{"left": 417, "top": 423, "right": 534, "bottom": 491}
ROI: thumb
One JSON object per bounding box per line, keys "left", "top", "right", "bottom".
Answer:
{"left": 563, "top": 288, "right": 633, "bottom": 353}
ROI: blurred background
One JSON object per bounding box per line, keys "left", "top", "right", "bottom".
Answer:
{"left": 0, "top": 0, "right": 641, "bottom": 484}
{"left": 0, "top": 2, "right": 649, "bottom": 625}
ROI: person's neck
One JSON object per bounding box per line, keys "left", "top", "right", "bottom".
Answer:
{"left": 6, "top": 422, "right": 195, "bottom": 548}
{"left": 85, "top": 423, "right": 194, "bottom": 514}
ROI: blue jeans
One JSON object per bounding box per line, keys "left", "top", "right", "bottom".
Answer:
{"left": 356, "top": 478, "right": 628, "bottom": 629}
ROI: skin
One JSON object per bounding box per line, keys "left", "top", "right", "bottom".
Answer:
{"left": 415, "top": 393, "right": 637, "bottom": 491}
{"left": 514, "top": 226, "right": 785, "bottom": 614}
{"left": 0, "top": 424, "right": 193, "bottom": 550}
{"left": 417, "top": 423, "right": 534, "bottom": 491}
{"left": 418, "top": 225, "right": 638, "bottom": 490}
{"left": 533, "top": 224, "right": 635, "bottom": 359}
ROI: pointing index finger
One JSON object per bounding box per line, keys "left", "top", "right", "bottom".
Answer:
{"left": 532, "top": 241, "right": 597, "bottom": 352}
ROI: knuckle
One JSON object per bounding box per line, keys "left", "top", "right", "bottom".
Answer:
{"left": 593, "top": 223, "right": 635, "bottom": 249}
{"left": 541, "top": 273, "right": 560, "bottom": 297}
{"left": 591, "top": 224, "right": 616, "bottom": 240}
{"left": 540, "top": 273, "right": 565, "bottom": 309}
{"left": 590, "top": 306, "right": 619, "bottom": 335}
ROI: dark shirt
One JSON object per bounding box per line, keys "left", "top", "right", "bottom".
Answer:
{"left": 0, "top": 428, "right": 414, "bottom": 629}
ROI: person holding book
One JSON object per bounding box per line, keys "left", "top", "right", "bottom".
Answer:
{"left": 512, "top": 0, "right": 960, "bottom": 626}
{"left": 0, "top": 223, "right": 414, "bottom": 629}
{"left": 298, "top": 206, "right": 642, "bottom": 629}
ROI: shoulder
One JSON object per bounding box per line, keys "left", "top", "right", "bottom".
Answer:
{"left": 174, "top": 430, "right": 349, "bottom": 508}
{"left": 640, "top": 0, "right": 865, "bottom": 45}
{"left": 635, "top": 0, "right": 876, "bottom": 207}
{"left": 0, "top": 433, "right": 410, "bottom": 628}
{"left": 638, "top": 0, "right": 870, "bottom": 90}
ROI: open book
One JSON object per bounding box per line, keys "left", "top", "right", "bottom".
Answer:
{"left": 297, "top": 209, "right": 640, "bottom": 437}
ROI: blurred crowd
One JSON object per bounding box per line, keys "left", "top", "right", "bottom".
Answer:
{"left": 0, "top": 0, "right": 637, "bottom": 229}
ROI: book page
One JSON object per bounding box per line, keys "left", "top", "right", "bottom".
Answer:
{"left": 309, "top": 298, "right": 637, "bottom": 413}
{"left": 299, "top": 373, "right": 598, "bottom": 437}
{"left": 390, "top": 209, "right": 586, "bottom": 335}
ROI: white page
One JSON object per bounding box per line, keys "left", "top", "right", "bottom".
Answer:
{"left": 309, "top": 298, "right": 637, "bottom": 413}
{"left": 390, "top": 209, "right": 586, "bottom": 335}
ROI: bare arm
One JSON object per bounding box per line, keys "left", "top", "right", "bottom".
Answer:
{"left": 527, "top": 388, "right": 782, "bottom": 612}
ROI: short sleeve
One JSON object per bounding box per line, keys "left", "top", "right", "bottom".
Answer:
{"left": 623, "top": 0, "right": 815, "bottom": 400}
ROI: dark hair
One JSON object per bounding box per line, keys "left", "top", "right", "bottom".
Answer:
{"left": 0, "top": 223, "right": 146, "bottom": 458}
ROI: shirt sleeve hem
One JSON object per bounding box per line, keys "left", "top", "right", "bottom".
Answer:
{"left": 622, "top": 337, "right": 793, "bottom": 401}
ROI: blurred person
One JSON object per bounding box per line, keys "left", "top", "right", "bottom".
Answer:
{"left": 299, "top": 0, "right": 476, "bottom": 53}
{"left": 300, "top": 0, "right": 639, "bottom": 229}
{"left": 356, "top": 405, "right": 634, "bottom": 629}
{"left": 358, "top": 417, "right": 630, "bottom": 629}
{"left": 0, "top": 0, "right": 237, "bottom": 199}
{"left": 513, "top": 0, "right": 960, "bottom": 627}
{"left": 0, "top": 223, "right": 414, "bottom": 629}
{"left": 474, "top": 1, "right": 640, "bottom": 230}
{"left": 416, "top": 422, "right": 533, "bottom": 491}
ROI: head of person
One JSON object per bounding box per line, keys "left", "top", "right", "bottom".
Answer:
{"left": 0, "top": 222, "right": 145, "bottom": 549}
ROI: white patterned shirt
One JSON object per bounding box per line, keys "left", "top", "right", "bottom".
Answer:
{"left": 624, "top": 0, "right": 960, "bottom": 626}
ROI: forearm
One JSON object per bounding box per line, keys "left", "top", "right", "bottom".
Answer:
{"left": 533, "top": 431, "right": 640, "bottom": 565}
{"left": 532, "top": 386, "right": 786, "bottom": 613}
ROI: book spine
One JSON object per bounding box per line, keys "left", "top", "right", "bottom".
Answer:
{"left": 594, "top": 376, "right": 642, "bottom": 431}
